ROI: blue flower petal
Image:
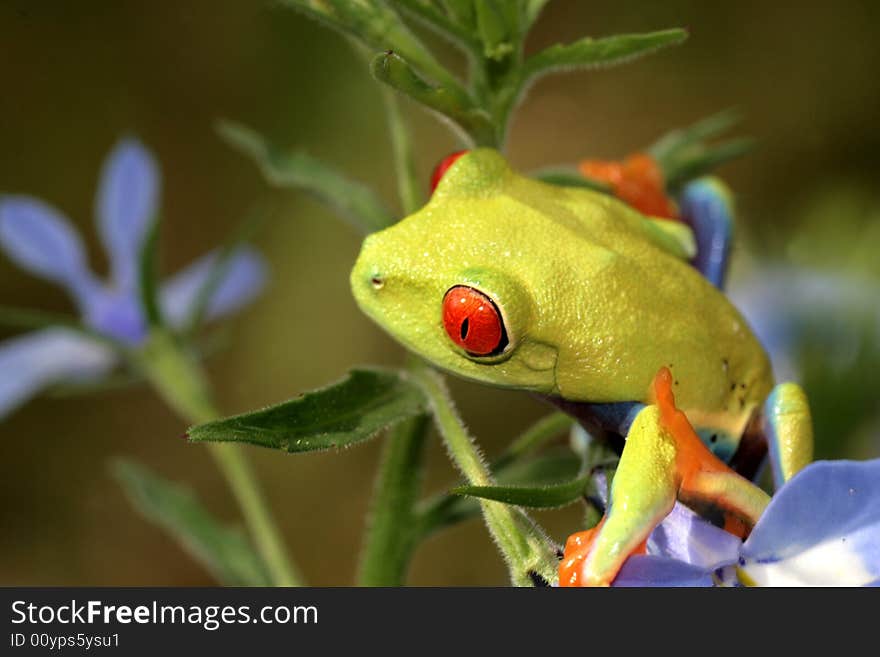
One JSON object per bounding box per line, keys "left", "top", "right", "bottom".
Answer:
{"left": 83, "top": 290, "right": 148, "bottom": 345}
{"left": 648, "top": 502, "right": 742, "bottom": 570}
{"left": 612, "top": 555, "right": 714, "bottom": 587}
{"left": 95, "top": 138, "right": 160, "bottom": 293}
{"left": 741, "top": 459, "right": 880, "bottom": 586}
{"left": 0, "top": 196, "right": 100, "bottom": 311}
{"left": 0, "top": 329, "right": 116, "bottom": 419}
{"left": 159, "top": 246, "right": 268, "bottom": 327}
{"left": 729, "top": 266, "right": 880, "bottom": 382}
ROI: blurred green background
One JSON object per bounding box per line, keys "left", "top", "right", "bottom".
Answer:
{"left": 1, "top": 1, "right": 878, "bottom": 586}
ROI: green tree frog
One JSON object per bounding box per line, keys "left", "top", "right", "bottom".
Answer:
{"left": 350, "top": 149, "right": 814, "bottom": 586}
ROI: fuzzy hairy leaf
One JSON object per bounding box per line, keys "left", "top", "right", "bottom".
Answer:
{"left": 187, "top": 368, "right": 428, "bottom": 453}
{"left": 649, "top": 109, "right": 743, "bottom": 163}
{"left": 217, "top": 120, "right": 393, "bottom": 234}
{"left": 452, "top": 472, "right": 590, "bottom": 508}
{"left": 474, "top": 0, "right": 520, "bottom": 60}
{"left": 648, "top": 110, "right": 754, "bottom": 190}
{"left": 371, "top": 51, "right": 497, "bottom": 146}
{"left": 523, "top": 28, "right": 687, "bottom": 82}
{"left": 531, "top": 168, "right": 612, "bottom": 193}
{"left": 417, "top": 449, "right": 582, "bottom": 535}
{"left": 113, "top": 459, "right": 270, "bottom": 586}
{"left": 522, "top": 0, "right": 549, "bottom": 29}
{"left": 389, "top": 0, "right": 479, "bottom": 49}
{"left": 281, "top": 0, "right": 460, "bottom": 90}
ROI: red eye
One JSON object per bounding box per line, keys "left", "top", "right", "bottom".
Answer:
{"left": 442, "top": 286, "right": 508, "bottom": 356}
{"left": 430, "top": 150, "right": 470, "bottom": 194}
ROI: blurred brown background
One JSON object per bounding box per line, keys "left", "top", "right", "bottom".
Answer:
{"left": 1, "top": 1, "right": 879, "bottom": 586}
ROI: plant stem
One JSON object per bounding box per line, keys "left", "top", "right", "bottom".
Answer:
{"left": 357, "top": 413, "right": 430, "bottom": 585}
{"left": 410, "top": 364, "right": 559, "bottom": 586}
{"left": 137, "top": 329, "right": 303, "bottom": 587}
{"left": 382, "top": 87, "right": 423, "bottom": 216}
{"left": 356, "top": 93, "right": 433, "bottom": 585}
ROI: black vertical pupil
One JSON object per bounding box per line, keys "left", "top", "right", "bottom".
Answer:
{"left": 460, "top": 317, "right": 469, "bottom": 341}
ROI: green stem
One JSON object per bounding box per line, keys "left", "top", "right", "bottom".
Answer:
{"left": 356, "top": 93, "right": 432, "bottom": 585}
{"left": 410, "top": 364, "right": 559, "bottom": 586}
{"left": 411, "top": 411, "right": 574, "bottom": 538}
{"left": 356, "top": 414, "right": 430, "bottom": 585}
{"left": 382, "top": 88, "right": 423, "bottom": 215}
{"left": 136, "top": 330, "right": 303, "bottom": 587}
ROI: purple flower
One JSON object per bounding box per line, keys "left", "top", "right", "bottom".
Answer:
{"left": 610, "top": 458, "right": 880, "bottom": 586}
{"left": 0, "top": 138, "right": 267, "bottom": 418}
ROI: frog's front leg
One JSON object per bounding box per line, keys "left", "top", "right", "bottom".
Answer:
{"left": 560, "top": 404, "right": 678, "bottom": 586}
{"left": 560, "top": 368, "right": 771, "bottom": 587}
{"left": 762, "top": 382, "right": 814, "bottom": 489}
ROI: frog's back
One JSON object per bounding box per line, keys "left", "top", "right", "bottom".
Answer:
{"left": 505, "top": 176, "right": 774, "bottom": 421}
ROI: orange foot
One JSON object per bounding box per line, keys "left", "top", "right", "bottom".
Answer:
{"left": 579, "top": 153, "right": 678, "bottom": 220}
{"left": 558, "top": 519, "right": 648, "bottom": 587}
{"left": 559, "top": 367, "right": 755, "bottom": 587}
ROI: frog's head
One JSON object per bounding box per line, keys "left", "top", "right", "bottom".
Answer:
{"left": 351, "top": 149, "right": 565, "bottom": 394}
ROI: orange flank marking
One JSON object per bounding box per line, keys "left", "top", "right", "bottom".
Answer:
{"left": 579, "top": 153, "right": 679, "bottom": 220}
{"left": 652, "top": 367, "right": 735, "bottom": 489}
{"left": 558, "top": 368, "right": 754, "bottom": 587}
{"left": 653, "top": 367, "right": 756, "bottom": 537}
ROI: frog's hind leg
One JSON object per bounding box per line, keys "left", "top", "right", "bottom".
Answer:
{"left": 761, "top": 383, "right": 814, "bottom": 489}
{"left": 679, "top": 177, "right": 734, "bottom": 289}
{"left": 559, "top": 370, "right": 770, "bottom": 586}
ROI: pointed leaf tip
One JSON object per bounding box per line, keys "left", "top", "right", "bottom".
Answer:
{"left": 452, "top": 473, "right": 591, "bottom": 508}
{"left": 187, "top": 368, "right": 428, "bottom": 453}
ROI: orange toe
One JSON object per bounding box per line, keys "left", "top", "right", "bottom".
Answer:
{"left": 559, "top": 518, "right": 647, "bottom": 587}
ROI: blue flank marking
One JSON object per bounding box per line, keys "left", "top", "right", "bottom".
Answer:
{"left": 695, "top": 427, "right": 737, "bottom": 462}
{"left": 586, "top": 401, "right": 645, "bottom": 436}
{"left": 587, "top": 402, "right": 738, "bottom": 463}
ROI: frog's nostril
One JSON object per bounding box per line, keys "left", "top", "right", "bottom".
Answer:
{"left": 370, "top": 275, "right": 384, "bottom": 290}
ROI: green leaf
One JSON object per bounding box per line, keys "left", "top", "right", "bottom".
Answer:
{"left": 281, "top": 0, "right": 462, "bottom": 91}
{"left": 649, "top": 109, "right": 743, "bottom": 163}
{"left": 452, "top": 471, "right": 590, "bottom": 508}
{"left": 371, "top": 51, "right": 497, "bottom": 146}
{"left": 531, "top": 168, "right": 613, "bottom": 194}
{"left": 112, "top": 459, "right": 270, "bottom": 586}
{"left": 522, "top": 0, "right": 549, "bottom": 29}
{"left": 647, "top": 110, "right": 754, "bottom": 190}
{"left": 664, "top": 138, "right": 754, "bottom": 191}
{"left": 388, "top": 1, "right": 479, "bottom": 50}
{"left": 188, "top": 368, "right": 428, "bottom": 453}
{"left": 523, "top": 28, "right": 687, "bottom": 82}
{"left": 443, "top": 0, "right": 475, "bottom": 27}
{"left": 417, "top": 449, "right": 582, "bottom": 534}
{"left": 217, "top": 120, "right": 393, "bottom": 234}
{"left": 474, "top": 0, "right": 520, "bottom": 60}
